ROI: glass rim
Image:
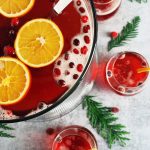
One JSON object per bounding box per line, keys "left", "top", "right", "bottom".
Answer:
{"left": 52, "top": 125, "right": 98, "bottom": 150}
{"left": 106, "top": 51, "right": 149, "bottom": 95}
{"left": 0, "top": 0, "right": 98, "bottom": 123}
{"left": 94, "top": 0, "right": 114, "bottom": 5}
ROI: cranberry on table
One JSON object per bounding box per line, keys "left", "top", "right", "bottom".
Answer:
{"left": 110, "top": 31, "right": 118, "bottom": 39}
{"left": 11, "top": 18, "right": 19, "bottom": 27}
{"left": 65, "top": 70, "right": 70, "bottom": 76}
{"left": 111, "top": 107, "right": 120, "bottom": 113}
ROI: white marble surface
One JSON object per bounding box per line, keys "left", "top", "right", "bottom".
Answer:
{"left": 1, "top": 0, "right": 150, "bottom": 150}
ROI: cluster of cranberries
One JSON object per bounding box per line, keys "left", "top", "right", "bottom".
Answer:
{"left": 3, "top": 17, "right": 20, "bottom": 56}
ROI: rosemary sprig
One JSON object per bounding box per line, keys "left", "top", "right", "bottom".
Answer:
{"left": 108, "top": 16, "right": 140, "bottom": 51}
{"left": 0, "top": 124, "right": 15, "bottom": 138}
{"left": 129, "top": 0, "right": 147, "bottom": 3}
{"left": 82, "top": 96, "right": 130, "bottom": 148}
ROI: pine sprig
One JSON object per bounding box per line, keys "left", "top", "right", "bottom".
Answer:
{"left": 0, "top": 124, "right": 15, "bottom": 138}
{"left": 129, "top": 0, "right": 147, "bottom": 3}
{"left": 108, "top": 16, "right": 140, "bottom": 51}
{"left": 82, "top": 96, "right": 130, "bottom": 148}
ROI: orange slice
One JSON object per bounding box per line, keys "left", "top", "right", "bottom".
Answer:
{"left": 15, "top": 19, "right": 64, "bottom": 68}
{"left": 0, "top": 0, "right": 35, "bottom": 18}
{"left": 0, "top": 57, "right": 31, "bottom": 105}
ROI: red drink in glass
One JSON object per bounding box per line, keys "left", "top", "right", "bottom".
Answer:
{"left": 93, "top": 0, "right": 122, "bottom": 20}
{"left": 52, "top": 125, "right": 98, "bottom": 150}
{"left": 106, "top": 52, "right": 149, "bottom": 95}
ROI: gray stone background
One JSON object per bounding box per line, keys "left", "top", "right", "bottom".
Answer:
{"left": 1, "top": 0, "right": 150, "bottom": 150}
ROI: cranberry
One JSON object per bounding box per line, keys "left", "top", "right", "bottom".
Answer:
{"left": 81, "top": 46, "right": 88, "bottom": 54}
{"left": 69, "top": 62, "right": 75, "bottom": 68}
{"left": 3, "top": 45, "right": 15, "bottom": 56}
{"left": 46, "top": 128, "right": 55, "bottom": 135}
{"left": 65, "top": 70, "right": 70, "bottom": 75}
{"left": 64, "top": 53, "right": 69, "bottom": 60}
{"left": 73, "top": 39, "right": 80, "bottom": 46}
{"left": 11, "top": 18, "right": 19, "bottom": 27}
{"left": 111, "top": 107, "right": 119, "bottom": 113}
{"left": 81, "top": 16, "right": 88, "bottom": 23}
{"left": 73, "top": 48, "right": 79, "bottom": 54}
{"left": 110, "top": 32, "right": 118, "bottom": 39}
{"left": 54, "top": 68, "right": 61, "bottom": 76}
{"left": 79, "top": 7, "right": 85, "bottom": 13}
{"left": 77, "top": 64, "right": 83, "bottom": 72}
{"left": 76, "top": 0, "right": 81, "bottom": 6}
{"left": 58, "top": 80, "right": 66, "bottom": 87}
{"left": 83, "top": 25, "right": 90, "bottom": 33}
{"left": 84, "top": 35, "right": 90, "bottom": 44}
{"left": 57, "top": 60, "right": 61, "bottom": 65}
{"left": 73, "top": 74, "right": 79, "bottom": 80}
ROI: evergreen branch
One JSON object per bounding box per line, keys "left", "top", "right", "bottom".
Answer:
{"left": 0, "top": 131, "right": 15, "bottom": 138}
{"left": 108, "top": 16, "right": 141, "bottom": 51}
{"left": 129, "top": 0, "right": 147, "bottom": 3}
{"left": 82, "top": 96, "right": 130, "bottom": 148}
{"left": 0, "top": 124, "right": 15, "bottom": 130}
{"left": 0, "top": 124, "right": 15, "bottom": 138}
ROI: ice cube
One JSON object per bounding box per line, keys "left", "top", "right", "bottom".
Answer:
{"left": 0, "top": 62, "right": 4, "bottom": 70}
{"left": 65, "top": 139, "right": 72, "bottom": 146}
{"left": 60, "top": 145, "right": 70, "bottom": 150}
{"left": 119, "top": 54, "right": 126, "bottom": 59}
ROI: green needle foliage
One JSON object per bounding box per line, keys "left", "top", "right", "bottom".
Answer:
{"left": 0, "top": 123, "right": 15, "bottom": 138}
{"left": 108, "top": 16, "right": 141, "bottom": 51}
{"left": 129, "top": 0, "right": 147, "bottom": 3}
{"left": 82, "top": 96, "right": 130, "bottom": 148}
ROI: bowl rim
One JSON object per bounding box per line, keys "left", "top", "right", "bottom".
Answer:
{"left": 0, "top": 0, "right": 98, "bottom": 123}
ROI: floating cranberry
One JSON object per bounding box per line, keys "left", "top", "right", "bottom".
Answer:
{"left": 73, "top": 39, "right": 80, "bottom": 46}
{"left": 57, "top": 60, "right": 61, "bottom": 66}
{"left": 73, "top": 74, "right": 79, "bottom": 80}
{"left": 81, "top": 16, "right": 88, "bottom": 23}
{"left": 73, "top": 48, "right": 79, "bottom": 54}
{"left": 11, "top": 18, "right": 19, "bottom": 27}
{"left": 65, "top": 70, "right": 70, "bottom": 75}
{"left": 58, "top": 80, "right": 66, "bottom": 87}
{"left": 64, "top": 53, "right": 69, "bottom": 60}
{"left": 76, "top": 0, "right": 81, "bottom": 6}
{"left": 81, "top": 46, "right": 88, "bottom": 54}
{"left": 83, "top": 25, "right": 90, "bottom": 33}
{"left": 79, "top": 7, "right": 85, "bottom": 13}
{"left": 69, "top": 62, "right": 75, "bottom": 68}
{"left": 111, "top": 107, "right": 119, "bottom": 113}
{"left": 77, "top": 64, "right": 83, "bottom": 72}
{"left": 54, "top": 68, "right": 61, "bottom": 76}
{"left": 84, "top": 35, "right": 90, "bottom": 44}
{"left": 3, "top": 45, "right": 15, "bottom": 56}
{"left": 110, "top": 32, "right": 118, "bottom": 39}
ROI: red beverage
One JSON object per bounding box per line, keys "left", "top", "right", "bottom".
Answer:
{"left": 106, "top": 52, "right": 149, "bottom": 95}
{"left": 52, "top": 126, "right": 98, "bottom": 150}
{"left": 0, "top": 0, "right": 93, "bottom": 120}
{"left": 93, "top": 0, "right": 122, "bottom": 20}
